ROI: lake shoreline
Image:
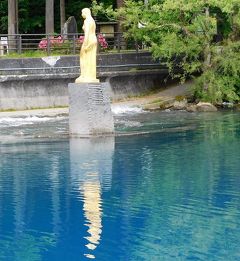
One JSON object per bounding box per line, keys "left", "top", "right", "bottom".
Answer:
{"left": 0, "top": 80, "right": 239, "bottom": 118}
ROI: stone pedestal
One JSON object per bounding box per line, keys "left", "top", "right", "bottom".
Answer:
{"left": 68, "top": 82, "right": 114, "bottom": 137}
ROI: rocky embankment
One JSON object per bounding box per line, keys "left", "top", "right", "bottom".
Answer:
{"left": 120, "top": 81, "right": 239, "bottom": 112}
{"left": 144, "top": 99, "right": 219, "bottom": 112}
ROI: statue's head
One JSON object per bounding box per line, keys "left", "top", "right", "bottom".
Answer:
{"left": 82, "top": 8, "right": 91, "bottom": 19}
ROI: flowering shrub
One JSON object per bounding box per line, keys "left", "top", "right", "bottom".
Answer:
{"left": 38, "top": 34, "right": 108, "bottom": 52}
{"left": 97, "top": 34, "right": 108, "bottom": 49}
{"left": 38, "top": 39, "right": 48, "bottom": 49}
{"left": 78, "top": 35, "right": 85, "bottom": 44}
{"left": 38, "top": 36, "right": 64, "bottom": 49}
{"left": 50, "top": 36, "right": 63, "bottom": 45}
{"left": 77, "top": 34, "right": 108, "bottom": 49}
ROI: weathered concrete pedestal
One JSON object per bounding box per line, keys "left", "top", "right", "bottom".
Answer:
{"left": 68, "top": 82, "right": 114, "bottom": 137}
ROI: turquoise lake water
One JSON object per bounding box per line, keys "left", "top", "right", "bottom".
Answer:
{"left": 0, "top": 110, "right": 240, "bottom": 260}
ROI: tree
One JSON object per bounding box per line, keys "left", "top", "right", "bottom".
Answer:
{"left": 60, "top": 0, "right": 66, "bottom": 33}
{"left": 8, "top": 0, "right": 18, "bottom": 51}
{"left": 1, "top": 0, "right": 46, "bottom": 34}
{"left": 1, "top": 0, "right": 116, "bottom": 35}
{"left": 8, "top": 0, "right": 18, "bottom": 35}
{"left": 19, "top": 0, "right": 45, "bottom": 34}
{"left": 93, "top": 0, "right": 240, "bottom": 103}
{"left": 0, "top": 0, "right": 8, "bottom": 33}
{"left": 46, "top": 0, "right": 54, "bottom": 34}
{"left": 116, "top": 0, "right": 124, "bottom": 9}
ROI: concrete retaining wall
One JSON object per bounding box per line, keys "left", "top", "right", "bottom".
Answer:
{"left": 0, "top": 52, "right": 169, "bottom": 110}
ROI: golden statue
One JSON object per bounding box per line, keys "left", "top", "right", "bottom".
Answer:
{"left": 75, "top": 8, "right": 99, "bottom": 83}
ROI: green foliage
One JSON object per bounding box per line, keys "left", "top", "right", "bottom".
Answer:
{"left": 0, "top": 0, "right": 46, "bottom": 34}
{"left": 92, "top": 0, "right": 116, "bottom": 21}
{"left": 92, "top": 0, "right": 240, "bottom": 103}
{"left": 0, "top": 0, "right": 103, "bottom": 34}
{"left": 19, "top": 0, "right": 45, "bottom": 33}
{"left": 0, "top": 0, "right": 8, "bottom": 33}
{"left": 3, "top": 50, "right": 47, "bottom": 58}
{"left": 193, "top": 41, "right": 240, "bottom": 103}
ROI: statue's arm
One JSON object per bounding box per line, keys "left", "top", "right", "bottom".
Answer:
{"left": 82, "top": 20, "right": 91, "bottom": 50}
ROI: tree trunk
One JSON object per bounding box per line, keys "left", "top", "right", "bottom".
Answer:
{"left": 15, "top": 0, "right": 18, "bottom": 34}
{"left": 203, "top": 7, "right": 211, "bottom": 71}
{"left": 203, "top": 7, "right": 211, "bottom": 91}
{"left": 116, "top": 0, "right": 124, "bottom": 8}
{"left": 8, "top": 0, "right": 18, "bottom": 52}
{"left": 116, "top": 0, "right": 124, "bottom": 32}
{"left": 60, "top": 0, "right": 66, "bottom": 33}
{"left": 46, "top": 0, "right": 54, "bottom": 34}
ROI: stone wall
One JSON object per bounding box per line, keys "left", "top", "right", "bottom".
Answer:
{"left": 0, "top": 52, "right": 169, "bottom": 110}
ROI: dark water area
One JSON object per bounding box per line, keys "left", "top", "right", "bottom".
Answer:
{"left": 0, "top": 110, "right": 240, "bottom": 260}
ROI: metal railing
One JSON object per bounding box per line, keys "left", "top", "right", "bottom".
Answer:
{"left": 0, "top": 33, "right": 149, "bottom": 56}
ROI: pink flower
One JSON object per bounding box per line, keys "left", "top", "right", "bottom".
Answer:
{"left": 78, "top": 35, "right": 85, "bottom": 44}
{"left": 50, "top": 36, "right": 63, "bottom": 46}
{"left": 38, "top": 34, "right": 109, "bottom": 50}
{"left": 49, "top": 36, "right": 55, "bottom": 45}
{"left": 97, "top": 34, "right": 108, "bottom": 49}
{"left": 38, "top": 39, "right": 48, "bottom": 49}
{"left": 56, "top": 36, "right": 63, "bottom": 44}
{"left": 39, "top": 35, "right": 64, "bottom": 49}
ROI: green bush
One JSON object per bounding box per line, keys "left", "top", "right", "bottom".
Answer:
{"left": 92, "top": 0, "right": 240, "bottom": 103}
{"left": 193, "top": 41, "right": 240, "bottom": 103}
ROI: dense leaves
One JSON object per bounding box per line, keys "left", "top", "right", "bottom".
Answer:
{"left": 0, "top": 0, "right": 94, "bottom": 34}
{"left": 93, "top": 0, "right": 240, "bottom": 103}
{"left": 0, "top": 0, "right": 45, "bottom": 33}
{"left": 0, "top": 0, "right": 8, "bottom": 33}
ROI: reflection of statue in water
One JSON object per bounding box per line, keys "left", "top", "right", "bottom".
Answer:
{"left": 70, "top": 137, "right": 114, "bottom": 258}
{"left": 75, "top": 8, "right": 99, "bottom": 83}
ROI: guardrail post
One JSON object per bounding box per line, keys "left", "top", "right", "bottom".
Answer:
{"left": 73, "top": 34, "right": 76, "bottom": 55}
{"left": 47, "top": 34, "right": 50, "bottom": 56}
{"left": 135, "top": 41, "right": 139, "bottom": 53}
{"left": 8, "top": 34, "right": 17, "bottom": 53}
{"left": 117, "top": 33, "right": 120, "bottom": 53}
{"left": 18, "top": 35, "right": 22, "bottom": 54}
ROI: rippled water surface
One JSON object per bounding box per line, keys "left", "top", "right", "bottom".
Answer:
{"left": 0, "top": 110, "right": 240, "bottom": 260}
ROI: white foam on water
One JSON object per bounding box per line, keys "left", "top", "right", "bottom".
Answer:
{"left": 115, "top": 119, "right": 143, "bottom": 128}
{"left": 111, "top": 105, "right": 144, "bottom": 115}
{"left": 0, "top": 116, "right": 66, "bottom": 127}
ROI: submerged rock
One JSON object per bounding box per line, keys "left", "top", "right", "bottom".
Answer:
{"left": 196, "top": 102, "right": 218, "bottom": 112}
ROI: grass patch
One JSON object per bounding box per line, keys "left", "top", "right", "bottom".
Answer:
{"left": 1, "top": 51, "right": 47, "bottom": 59}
